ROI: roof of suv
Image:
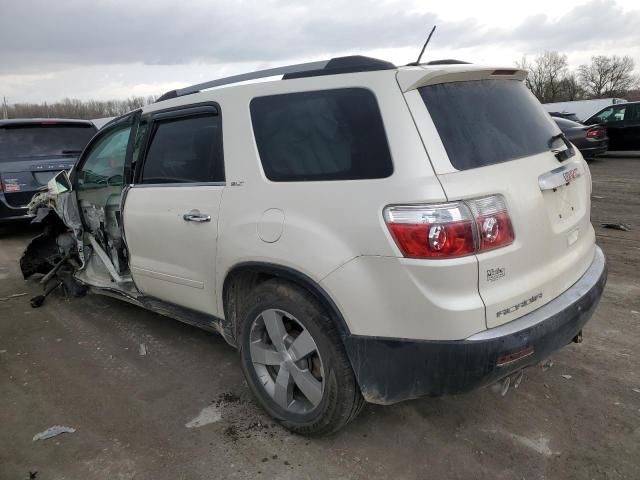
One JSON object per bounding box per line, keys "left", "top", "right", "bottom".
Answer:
{"left": 156, "top": 56, "right": 397, "bottom": 102}
{"left": 155, "top": 56, "right": 521, "bottom": 103}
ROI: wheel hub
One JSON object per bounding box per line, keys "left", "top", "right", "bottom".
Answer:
{"left": 249, "top": 308, "right": 325, "bottom": 414}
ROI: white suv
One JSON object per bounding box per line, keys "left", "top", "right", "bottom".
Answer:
{"left": 23, "top": 56, "right": 607, "bottom": 435}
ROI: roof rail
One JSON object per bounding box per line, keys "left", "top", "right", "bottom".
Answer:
{"left": 156, "top": 56, "right": 395, "bottom": 102}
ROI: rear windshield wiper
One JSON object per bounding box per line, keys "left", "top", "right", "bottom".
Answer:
{"left": 61, "top": 149, "right": 83, "bottom": 155}
{"left": 548, "top": 133, "right": 575, "bottom": 161}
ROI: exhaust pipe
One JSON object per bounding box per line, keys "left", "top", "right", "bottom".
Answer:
{"left": 493, "top": 370, "right": 525, "bottom": 396}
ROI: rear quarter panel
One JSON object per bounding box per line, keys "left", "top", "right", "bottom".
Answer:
{"left": 211, "top": 71, "right": 446, "bottom": 322}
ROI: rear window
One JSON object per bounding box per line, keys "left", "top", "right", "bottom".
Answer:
{"left": 250, "top": 88, "right": 393, "bottom": 181}
{"left": 419, "top": 80, "right": 560, "bottom": 170}
{"left": 0, "top": 124, "right": 96, "bottom": 161}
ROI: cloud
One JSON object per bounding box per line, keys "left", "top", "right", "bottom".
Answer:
{"left": 0, "top": 0, "right": 431, "bottom": 69}
{"left": 494, "top": 0, "right": 640, "bottom": 54}
{"left": 1, "top": 0, "right": 638, "bottom": 102}
{"left": 0, "top": 0, "right": 498, "bottom": 70}
{"left": 1, "top": 0, "right": 638, "bottom": 73}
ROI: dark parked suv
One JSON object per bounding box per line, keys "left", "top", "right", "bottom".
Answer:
{"left": 0, "top": 119, "right": 96, "bottom": 222}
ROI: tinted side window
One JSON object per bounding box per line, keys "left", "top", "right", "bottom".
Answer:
{"left": 593, "top": 105, "right": 626, "bottom": 125}
{"left": 141, "top": 114, "right": 223, "bottom": 184}
{"left": 420, "top": 80, "right": 560, "bottom": 170}
{"left": 250, "top": 88, "right": 393, "bottom": 181}
{"left": 625, "top": 104, "right": 640, "bottom": 124}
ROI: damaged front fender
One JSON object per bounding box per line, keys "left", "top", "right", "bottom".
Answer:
{"left": 20, "top": 209, "right": 68, "bottom": 279}
{"left": 21, "top": 176, "right": 88, "bottom": 304}
{"left": 25, "top": 170, "right": 86, "bottom": 270}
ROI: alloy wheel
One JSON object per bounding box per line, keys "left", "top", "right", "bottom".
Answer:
{"left": 249, "top": 308, "right": 325, "bottom": 414}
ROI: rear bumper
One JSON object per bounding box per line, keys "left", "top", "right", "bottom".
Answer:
{"left": 344, "top": 246, "right": 607, "bottom": 404}
{"left": 578, "top": 140, "right": 608, "bottom": 157}
{"left": 579, "top": 145, "right": 609, "bottom": 158}
{"left": 0, "top": 196, "right": 33, "bottom": 222}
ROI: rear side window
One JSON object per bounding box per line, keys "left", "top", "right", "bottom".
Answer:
{"left": 251, "top": 88, "right": 393, "bottom": 181}
{"left": 628, "top": 104, "right": 640, "bottom": 124}
{"left": 0, "top": 124, "right": 96, "bottom": 161}
{"left": 420, "top": 80, "right": 560, "bottom": 170}
{"left": 141, "top": 114, "right": 223, "bottom": 184}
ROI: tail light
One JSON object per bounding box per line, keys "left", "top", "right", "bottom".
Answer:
{"left": 586, "top": 127, "right": 605, "bottom": 139}
{"left": 384, "top": 203, "right": 475, "bottom": 258}
{"left": 467, "top": 195, "right": 514, "bottom": 252}
{"left": 384, "top": 194, "right": 514, "bottom": 259}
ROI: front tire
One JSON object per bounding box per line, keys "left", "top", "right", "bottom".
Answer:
{"left": 238, "top": 279, "right": 364, "bottom": 435}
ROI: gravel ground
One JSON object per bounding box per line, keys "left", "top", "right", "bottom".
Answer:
{"left": 0, "top": 155, "right": 638, "bottom": 480}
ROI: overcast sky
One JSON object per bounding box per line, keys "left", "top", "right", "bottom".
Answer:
{"left": 1, "top": 0, "right": 639, "bottom": 103}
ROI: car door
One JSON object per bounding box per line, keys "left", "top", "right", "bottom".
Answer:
{"left": 623, "top": 103, "right": 640, "bottom": 150}
{"left": 71, "top": 114, "right": 137, "bottom": 277}
{"left": 123, "top": 104, "right": 225, "bottom": 314}
{"left": 586, "top": 104, "right": 627, "bottom": 150}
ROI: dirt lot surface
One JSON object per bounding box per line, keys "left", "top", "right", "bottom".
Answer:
{"left": 1, "top": 156, "right": 639, "bottom": 480}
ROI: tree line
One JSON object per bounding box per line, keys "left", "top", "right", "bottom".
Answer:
{"left": 516, "top": 52, "right": 638, "bottom": 103}
{"left": 2, "top": 96, "right": 157, "bottom": 120}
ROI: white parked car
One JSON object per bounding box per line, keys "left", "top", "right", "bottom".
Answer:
{"left": 23, "top": 56, "right": 607, "bottom": 435}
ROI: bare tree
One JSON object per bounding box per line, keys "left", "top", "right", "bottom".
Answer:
{"left": 578, "top": 55, "right": 637, "bottom": 98}
{"left": 558, "top": 72, "right": 585, "bottom": 101}
{"left": 517, "top": 51, "right": 569, "bottom": 103}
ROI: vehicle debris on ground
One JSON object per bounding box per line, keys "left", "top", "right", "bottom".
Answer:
{"left": 602, "top": 223, "right": 631, "bottom": 231}
{"left": 32, "top": 426, "right": 76, "bottom": 442}
{"left": 0, "top": 292, "right": 27, "bottom": 302}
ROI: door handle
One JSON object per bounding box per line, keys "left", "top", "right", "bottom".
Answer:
{"left": 183, "top": 211, "right": 211, "bottom": 222}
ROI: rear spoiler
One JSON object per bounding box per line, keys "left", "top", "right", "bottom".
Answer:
{"left": 396, "top": 65, "right": 527, "bottom": 92}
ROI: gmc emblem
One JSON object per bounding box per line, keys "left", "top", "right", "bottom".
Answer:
{"left": 563, "top": 168, "right": 580, "bottom": 183}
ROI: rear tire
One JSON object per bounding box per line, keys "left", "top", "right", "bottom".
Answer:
{"left": 238, "top": 279, "right": 364, "bottom": 436}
